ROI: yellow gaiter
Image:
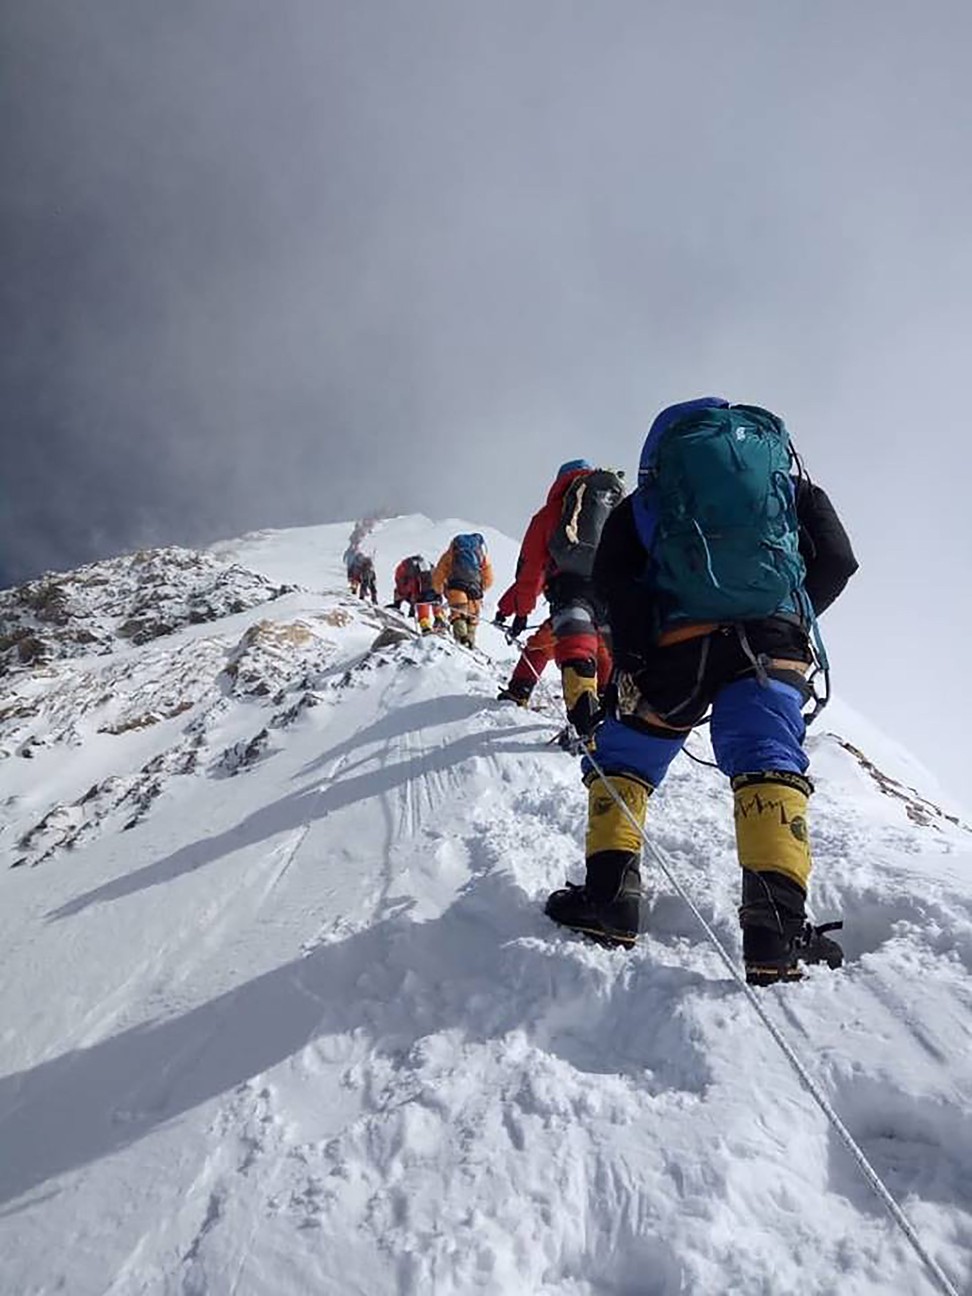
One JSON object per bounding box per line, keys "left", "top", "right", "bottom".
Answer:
{"left": 732, "top": 771, "right": 813, "bottom": 891}
{"left": 562, "top": 662, "right": 598, "bottom": 712}
{"left": 584, "top": 772, "right": 652, "bottom": 858}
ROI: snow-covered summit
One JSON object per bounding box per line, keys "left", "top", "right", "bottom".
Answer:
{"left": 1, "top": 514, "right": 971, "bottom": 1295}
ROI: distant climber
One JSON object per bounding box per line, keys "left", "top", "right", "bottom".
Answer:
{"left": 347, "top": 551, "right": 378, "bottom": 604}
{"left": 543, "top": 398, "right": 859, "bottom": 986}
{"left": 431, "top": 534, "right": 493, "bottom": 648}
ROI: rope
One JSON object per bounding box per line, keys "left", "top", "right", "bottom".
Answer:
{"left": 489, "top": 609, "right": 952, "bottom": 1285}
{"left": 500, "top": 626, "right": 557, "bottom": 696}
{"left": 681, "top": 743, "right": 719, "bottom": 770}
{"left": 580, "top": 740, "right": 961, "bottom": 1296}
{"left": 438, "top": 621, "right": 953, "bottom": 1290}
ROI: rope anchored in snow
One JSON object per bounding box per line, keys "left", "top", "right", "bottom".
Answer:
{"left": 580, "top": 740, "right": 961, "bottom": 1296}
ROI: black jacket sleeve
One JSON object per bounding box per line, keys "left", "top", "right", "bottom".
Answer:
{"left": 592, "top": 496, "right": 654, "bottom": 666}
{"left": 796, "top": 479, "right": 859, "bottom": 616}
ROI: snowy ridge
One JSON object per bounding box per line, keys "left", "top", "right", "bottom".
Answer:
{"left": 0, "top": 546, "right": 293, "bottom": 675}
{"left": 1, "top": 515, "right": 971, "bottom": 1295}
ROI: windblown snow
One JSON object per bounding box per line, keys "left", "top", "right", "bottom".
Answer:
{"left": 1, "top": 515, "right": 971, "bottom": 1296}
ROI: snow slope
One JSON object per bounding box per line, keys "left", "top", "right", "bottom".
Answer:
{"left": 1, "top": 515, "right": 971, "bottom": 1296}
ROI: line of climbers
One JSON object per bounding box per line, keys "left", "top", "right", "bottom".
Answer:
{"left": 493, "top": 400, "right": 858, "bottom": 987}
{"left": 345, "top": 397, "right": 858, "bottom": 987}
{"left": 386, "top": 534, "right": 494, "bottom": 648}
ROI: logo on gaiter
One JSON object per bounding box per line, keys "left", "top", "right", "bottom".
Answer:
{"left": 593, "top": 782, "right": 643, "bottom": 817}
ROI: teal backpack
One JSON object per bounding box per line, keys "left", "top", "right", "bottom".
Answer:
{"left": 638, "top": 404, "right": 807, "bottom": 623}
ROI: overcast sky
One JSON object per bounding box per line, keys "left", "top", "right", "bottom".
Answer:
{"left": 3, "top": 1, "right": 971, "bottom": 801}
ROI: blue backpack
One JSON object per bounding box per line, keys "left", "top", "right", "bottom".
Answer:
{"left": 450, "top": 533, "right": 486, "bottom": 588}
{"left": 636, "top": 403, "right": 806, "bottom": 623}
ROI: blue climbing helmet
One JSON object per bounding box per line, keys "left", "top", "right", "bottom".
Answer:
{"left": 556, "top": 458, "right": 592, "bottom": 477}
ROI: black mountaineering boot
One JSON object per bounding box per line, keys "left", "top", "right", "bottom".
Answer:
{"left": 497, "top": 678, "right": 533, "bottom": 707}
{"left": 739, "top": 869, "right": 807, "bottom": 986}
{"left": 739, "top": 869, "right": 845, "bottom": 985}
{"left": 545, "top": 850, "right": 642, "bottom": 948}
{"left": 794, "top": 920, "right": 844, "bottom": 971}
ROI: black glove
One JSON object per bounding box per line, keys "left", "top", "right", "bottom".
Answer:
{"left": 493, "top": 611, "right": 507, "bottom": 627}
{"left": 509, "top": 614, "right": 528, "bottom": 638}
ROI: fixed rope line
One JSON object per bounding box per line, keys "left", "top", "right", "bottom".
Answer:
{"left": 581, "top": 741, "right": 960, "bottom": 1296}
{"left": 500, "top": 627, "right": 567, "bottom": 718}
{"left": 436, "top": 614, "right": 952, "bottom": 1288}
{"left": 508, "top": 632, "right": 547, "bottom": 690}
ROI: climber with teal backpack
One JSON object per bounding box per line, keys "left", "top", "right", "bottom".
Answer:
{"left": 544, "top": 397, "right": 859, "bottom": 985}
